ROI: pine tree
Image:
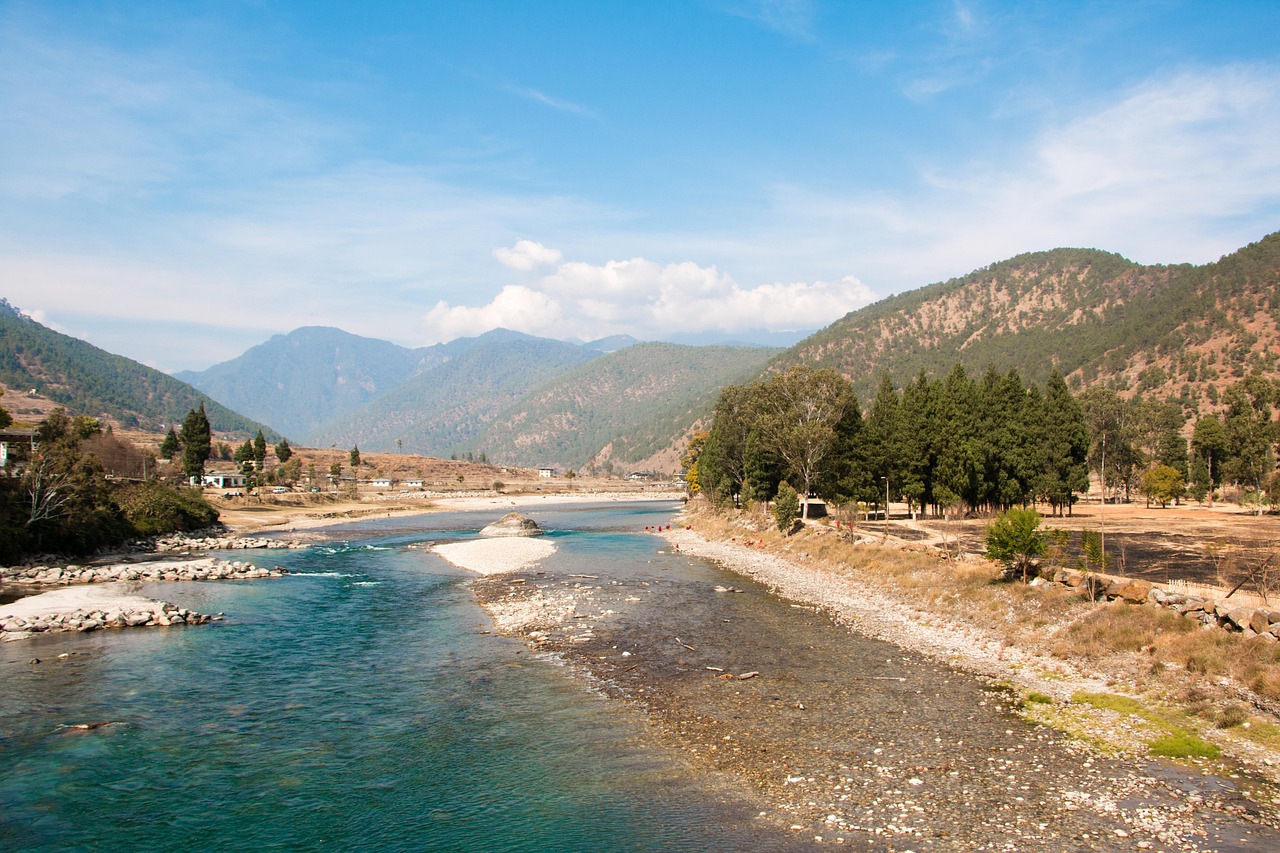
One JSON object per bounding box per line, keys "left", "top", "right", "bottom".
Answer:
{"left": 253, "top": 430, "right": 267, "bottom": 465}
{"left": 159, "top": 427, "right": 180, "bottom": 460}
{"left": 178, "top": 404, "right": 211, "bottom": 482}
{"left": 274, "top": 437, "right": 292, "bottom": 463}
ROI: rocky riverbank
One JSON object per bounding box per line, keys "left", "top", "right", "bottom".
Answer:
{"left": 1, "top": 557, "right": 286, "bottom": 588}
{"left": 0, "top": 585, "right": 216, "bottom": 641}
{"left": 470, "top": 516, "right": 1280, "bottom": 850}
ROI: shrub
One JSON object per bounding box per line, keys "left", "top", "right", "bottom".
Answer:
{"left": 773, "top": 482, "right": 799, "bottom": 533}
{"left": 985, "top": 507, "right": 1046, "bottom": 581}
{"left": 114, "top": 480, "right": 219, "bottom": 536}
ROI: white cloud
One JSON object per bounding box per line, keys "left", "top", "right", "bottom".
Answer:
{"left": 421, "top": 252, "right": 877, "bottom": 343}
{"left": 492, "top": 239, "right": 565, "bottom": 271}
{"left": 422, "top": 285, "right": 563, "bottom": 343}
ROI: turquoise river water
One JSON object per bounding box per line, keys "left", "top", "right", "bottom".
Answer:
{"left": 0, "top": 501, "right": 794, "bottom": 851}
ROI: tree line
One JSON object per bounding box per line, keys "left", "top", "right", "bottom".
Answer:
{"left": 688, "top": 365, "right": 1280, "bottom": 518}
{"left": 0, "top": 396, "right": 218, "bottom": 562}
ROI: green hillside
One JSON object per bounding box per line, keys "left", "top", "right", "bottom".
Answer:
{"left": 775, "top": 231, "right": 1280, "bottom": 411}
{"left": 0, "top": 299, "right": 274, "bottom": 436}
{"left": 468, "top": 342, "right": 778, "bottom": 470}
{"left": 313, "top": 334, "right": 596, "bottom": 454}
{"left": 176, "top": 326, "right": 436, "bottom": 441}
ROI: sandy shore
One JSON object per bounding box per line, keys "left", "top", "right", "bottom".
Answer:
{"left": 433, "top": 537, "right": 558, "bottom": 575}
{"left": 217, "top": 489, "right": 684, "bottom": 535}
{"left": 1, "top": 584, "right": 167, "bottom": 620}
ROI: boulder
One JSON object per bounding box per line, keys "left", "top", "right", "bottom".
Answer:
{"left": 1107, "top": 579, "right": 1153, "bottom": 604}
{"left": 1250, "top": 609, "right": 1276, "bottom": 635}
{"left": 479, "top": 513, "right": 545, "bottom": 538}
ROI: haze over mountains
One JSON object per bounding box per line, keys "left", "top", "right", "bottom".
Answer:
{"left": 176, "top": 328, "right": 778, "bottom": 471}
{"left": 4, "top": 230, "right": 1280, "bottom": 473}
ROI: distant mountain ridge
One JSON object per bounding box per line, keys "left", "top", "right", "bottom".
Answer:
{"left": 774, "top": 231, "right": 1280, "bottom": 413}
{"left": 0, "top": 298, "right": 272, "bottom": 436}
{"left": 179, "top": 322, "right": 777, "bottom": 471}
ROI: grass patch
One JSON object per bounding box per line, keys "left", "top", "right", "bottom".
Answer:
{"left": 1073, "top": 691, "right": 1145, "bottom": 715}
{"left": 1149, "top": 733, "right": 1221, "bottom": 759}
{"left": 1025, "top": 691, "right": 1053, "bottom": 704}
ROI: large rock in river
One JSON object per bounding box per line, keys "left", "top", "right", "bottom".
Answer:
{"left": 479, "top": 513, "right": 544, "bottom": 537}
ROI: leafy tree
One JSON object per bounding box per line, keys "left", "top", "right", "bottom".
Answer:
{"left": 0, "top": 388, "right": 11, "bottom": 430}
{"left": 773, "top": 481, "right": 800, "bottom": 532}
{"left": 114, "top": 480, "right": 218, "bottom": 535}
{"left": 1141, "top": 464, "right": 1186, "bottom": 508}
{"left": 756, "top": 366, "right": 858, "bottom": 519}
{"left": 179, "top": 404, "right": 211, "bottom": 482}
{"left": 277, "top": 457, "right": 302, "bottom": 485}
{"left": 1222, "top": 376, "right": 1277, "bottom": 510}
{"left": 1080, "top": 387, "right": 1140, "bottom": 501}
{"left": 1191, "top": 413, "right": 1228, "bottom": 490}
{"left": 680, "top": 430, "right": 709, "bottom": 496}
{"left": 349, "top": 445, "right": 361, "bottom": 468}
{"left": 274, "top": 437, "right": 293, "bottom": 463}
{"left": 985, "top": 507, "right": 1047, "bottom": 582}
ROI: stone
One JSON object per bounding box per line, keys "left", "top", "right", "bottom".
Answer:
{"left": 480, "top": 513, "right": 545, "bottom": 538}
{"left": 1250, "top": 609, "right": 1274, "bottom": 635}
{"left": 1108, "top": 579, "right": 1152, "bottom": 604}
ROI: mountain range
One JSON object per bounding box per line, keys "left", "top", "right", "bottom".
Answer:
{"left": 177, "top": 327, "right": 777, "bottom": 470}
{"left": 6, "top": 229, "right": 1279, "bottom": 472}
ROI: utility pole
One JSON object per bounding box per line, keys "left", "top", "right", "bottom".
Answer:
{"left": 883, "top": 476, "right": 890, "bottom": 540}
{"left": 1099, "top": 432, "right": 1106, "bottom": 572}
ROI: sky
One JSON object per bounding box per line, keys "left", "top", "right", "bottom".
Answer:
{"left": 3, "top": 1, "right": 1280, "bottom": 372}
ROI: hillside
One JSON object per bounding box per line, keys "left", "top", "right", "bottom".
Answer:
{"left": 312, "top": 334, "right": 597, "bottom": 454}
{"left": 467, "top": 342, "right": 778, "bottom": 471}
{"left": 0, "top": 299, "right": 273, "bottom": 436}
{"left": 775, "top": 231, "right": 1280, "bottom": 410}
{"left": 176, "top": 326, "right": 438, "bottom": 441}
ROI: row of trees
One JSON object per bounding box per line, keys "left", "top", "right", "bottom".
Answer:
{"left": 691, "top": 364, "right": 1091, "bottom": 519}
{"left": 690, "top": 365, "right": 1280, "bottom": 519}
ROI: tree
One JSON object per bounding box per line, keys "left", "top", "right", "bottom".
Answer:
{"left": 680, "top": 430, "right": 709, "bottom": 496}
{"left": 234, "top": 440, "right": 254, "bottom": 465}
{"left": 1141, "top": 464, "right": 1186, "bottom": 508}
{"left": 178, "top": 404, "right": 211, "bottom": 482}
{"left": 275, "top": 437, "right": 293, "bottom": 464}
{"left": 756, "top": 366, "right": 857, "bottom": 519}
{"left": 159, "top": 427, "right": 180, "bottom": 460}
{"left": 349, "top": 445, "right": 361, "bottom": 468}
{"left": 773, "top": 481, "right": 800, "bottom": 532}
{"left": 1222, "top": 377, "right": 1278, "bottom": 511}
{"left": 253, "top": 430, "right": 267, "bottom": 466}
{"left": 1038, "top": 371, "right": 1091, "bottom": 516}
{"left": 985, "top": 507, "right": 1047, "bottom": 582}
{"left": 0, "top": 388, "right": 11, "bottom": 430}
{"left": 1191, "top": 413, "right": 1228, "bottom": 495}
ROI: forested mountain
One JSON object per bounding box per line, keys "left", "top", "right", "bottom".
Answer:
{"left": 311, "top": 334, "right": 597, "bottom": 454}
{"left": 0, "top": 299, "right": 271, "bottom": 436}
{"left": 467, "top": 343, "right": 778, "bottom": 471}
{"left": 175, "top": 326, "right": 439, "bottom": 440}
{"left": 774, "top": 231, "right": 1280, "bottom": 413}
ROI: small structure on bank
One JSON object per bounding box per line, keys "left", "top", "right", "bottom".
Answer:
{"left": 479, "top": 513, "right": 544, "bottom": 537}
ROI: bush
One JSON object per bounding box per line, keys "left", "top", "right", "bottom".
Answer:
{"left": 773, "top": 482, "right": 799, "bottom": 533}
{"left": 985, "top": 507, "right": 1046, "bottom": 581}
{"left": 114, "top": 480, "right": 219, "bottom": 536}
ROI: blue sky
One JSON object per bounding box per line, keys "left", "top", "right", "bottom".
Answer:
{"left": 3, "top": 1, "right": 1280, "bottom": 371}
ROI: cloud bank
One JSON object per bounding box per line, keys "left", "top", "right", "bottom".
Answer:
{"left": 423, "top": 245, "right": 876, "bottom": 343}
